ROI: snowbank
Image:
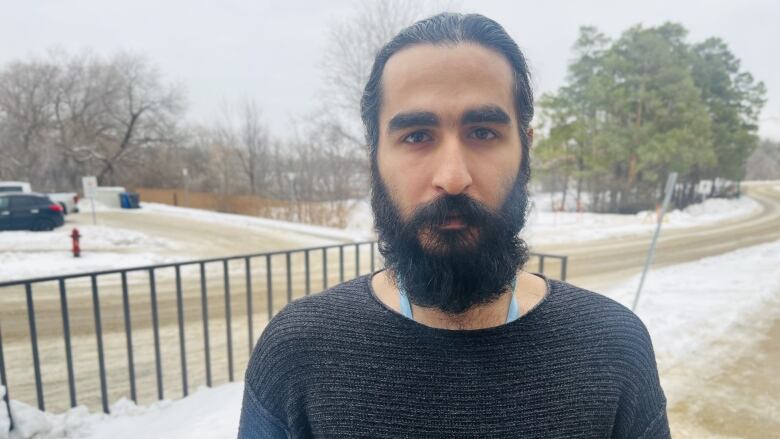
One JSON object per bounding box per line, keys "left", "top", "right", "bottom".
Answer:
{"left": 0, "top": 225, "right": 176, "bottom": 283}
{"left": 345, "top": 195, "right": 761, "bottom": 245}
{"left": 521, "top": 195, "right": 760, "bottom": 245}
{"left": 4, "top": 239, "right": 779, "bottom": 438}
{"left": 0, "top": 384, "right": 242, "bottom": 439}
{"left": 0, "top": 251, "right": 177, "bottom": 283}
{"left": 602, "top": 238, "right": 780, "bottom": 368}
{"left": 0, "top": 225, "right": 173, "bottom": 252}
{"left": 137, "top": 202, "right": 371, "bottom": 243}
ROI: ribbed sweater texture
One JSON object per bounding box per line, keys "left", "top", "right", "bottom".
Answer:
{"left": 239, "top": 273, "right": 669, "bottom": 438}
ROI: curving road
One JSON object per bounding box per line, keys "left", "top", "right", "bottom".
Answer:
{"left": 534, "top": 182, "right": 780, "bottom": 291}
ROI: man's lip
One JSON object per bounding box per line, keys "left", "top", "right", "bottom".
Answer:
{"left": 439, "top": 217, "right": 466, "bottom": 229}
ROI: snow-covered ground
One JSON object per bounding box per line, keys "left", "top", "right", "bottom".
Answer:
{"left": 4, "top": 238, "right": 779, "bottom": 439}
{"left": 1, "top": 383, "right": 243, "bottom": 439}
{"left": 0, "top": 200, "right": 369, "bottom": 283}
{"left": 523, "top": 195, "right": 761, "bottom": 245}
{"left": 346, "top": 194, "right": 762, "bottom": 245}
{"left": 138, "top": 202, "right": 371, "bottom": 242}
{"left": 0, "top": 194, "right": 760, "bottom": 283}
{"left": 0, "top": 225, "right": 178, "bottom": 282}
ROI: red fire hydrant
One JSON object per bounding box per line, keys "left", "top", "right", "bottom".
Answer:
{"left": 71, "top": 228, "right": 81, "bottom": 258}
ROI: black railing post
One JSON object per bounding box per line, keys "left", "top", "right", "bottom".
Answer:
{"left": 370, "top": 242, "right": 375, "bottom": 273}
{"left": 149, "top": 269, "right": 164, "bottom": 400}
{"left": 285, "top": 252, "right": 292, "bottom": 303}
{"left": 561, "top": 256, "right": 568, "bottom": 281}
{"left": 223, "top": 260, "right": 234, "bottom": 382}
{"left": 120, "top": 271, "right": 137, "bottom": 402}
{"left": 339, "top": 245, "right": 344, "bottom": 283}
{"left": 200, "top": 263, "right": 212, "bottom": 387}
{"left": 355, "top": 244, "right": 360, "bottom": 277}
{"left": 24, "top": 283, "right": 44, "bottom": 411}
{"left": 58, "top": 279, "right": 77, "bottom": 408}
{"left": 322, "top": 248, "right": 328, "bottom": 290}
{"left": 175, "top": 266, "right": 188, "bottom": 397}
{"left": 538, "top": 255, "right": 545, "bottom": 274}
{"left": 245, "top": 257, "right": 254, "bottom": 355}
{"left": 0, "top": 322, "right": 13, "bottom": 431}
{"left": 304, "top": 250, "right": 310, "bottom": 296}
{"left": 266, "top": 256, "right": 273, "bottom": 321}
{"left": 90, "top": 275, "right": 109, "bottom": 413}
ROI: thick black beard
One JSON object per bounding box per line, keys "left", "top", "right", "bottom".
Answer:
{"left": 371, "top": 163, "right": 531, "bottom": 315}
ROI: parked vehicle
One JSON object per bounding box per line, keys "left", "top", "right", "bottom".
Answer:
{"left": 0, "top": 181, "right": 32, "bottom": 193}
{"left": 0, "top": 193, "right": 65, "bottom": 231}
{"left": 0, "top": 181, "right": 80, "bottom": 214}
{"left": 49, "top": 192, "right": 80, "bottom": 214}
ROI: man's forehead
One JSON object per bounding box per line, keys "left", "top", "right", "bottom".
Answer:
{"left": 380, "top": 42, "right": 517, "bottom": 124}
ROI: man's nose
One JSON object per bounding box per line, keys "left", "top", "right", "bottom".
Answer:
{"left": 431, "top": 136, "right": 473, "bottom": 195}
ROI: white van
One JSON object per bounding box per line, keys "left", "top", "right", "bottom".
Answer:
{"left": 0, "top": 181, "right": 32, "bottom": 193}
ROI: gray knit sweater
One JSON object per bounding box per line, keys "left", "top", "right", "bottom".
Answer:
{"left": 238, "top": 273, "right": 669, "bottom": 438}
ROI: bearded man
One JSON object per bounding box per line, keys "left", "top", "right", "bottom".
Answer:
{"left": 239, "top": 12, "right": 669, "bottom": 439}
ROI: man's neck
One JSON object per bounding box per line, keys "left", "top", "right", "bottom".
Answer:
{"left": 371, "top": 269, "right": 547, "bottom": 330}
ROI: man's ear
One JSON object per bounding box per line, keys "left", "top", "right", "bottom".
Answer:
{"left": 526, "top": 127, "right": 534, "bottom": 147}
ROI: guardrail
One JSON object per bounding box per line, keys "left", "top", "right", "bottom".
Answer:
{"left": 0, "top": 241, "right": 567, "bottom": 429}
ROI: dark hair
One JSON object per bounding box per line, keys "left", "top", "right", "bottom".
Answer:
{"left": 360, "top": 12, "right": 534, "bottom": 159}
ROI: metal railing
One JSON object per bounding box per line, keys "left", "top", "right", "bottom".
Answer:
{"left": 0, "top": 241, "right": 567, "bottom": 428}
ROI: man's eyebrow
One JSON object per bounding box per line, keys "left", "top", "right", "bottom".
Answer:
{"left": 461, "top": 105, "right": 511, "bottom": 125}
{"left": 387, "top": 111, "right": 439, "bottom": 133}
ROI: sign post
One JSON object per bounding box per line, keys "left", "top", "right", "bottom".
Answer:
{"left": 182, "top": 168, "right": 189, "bottom": 207}
{"left": 632, "top": 172, "right": 677, "bottom": 312}
{"left": 82, "top": 176, "right": 98, "bottom": 225}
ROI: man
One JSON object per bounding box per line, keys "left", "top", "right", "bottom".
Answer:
{"left": 239, "top": 12, "right": 669, "bottom": 438}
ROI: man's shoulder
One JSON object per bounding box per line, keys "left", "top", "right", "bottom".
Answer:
{"left": 545, "top": 279, "right": 658, "bottom": 364}
{"left": 256, "top": 275, "right": 372, "bottom": 344}
{"left": 547, "top": 279, "right": 643, "bottom": 326}
{"left": 244, "top": 275, "right": 373, "bottom": 389}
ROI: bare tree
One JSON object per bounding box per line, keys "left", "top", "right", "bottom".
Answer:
{"left": 0, "top": 50, "right": 185, "bottom": 190}
{"left": 319, "top": 0, "right": 456, "bottom": 149}
{"left": 745, "top": 138, "right": 780, "bottom": 180}
{"left": 91, "top": 53, "right": 184, "bottom": 184}
{"left": 0, "top": 59, "right": 59, "bottom": 184}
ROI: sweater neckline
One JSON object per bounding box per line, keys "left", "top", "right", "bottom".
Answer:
{"left": 365, "top": 269, "right": 555, "bottom": 337}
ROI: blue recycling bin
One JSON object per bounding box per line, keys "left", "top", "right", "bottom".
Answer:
{"left": 120, "top": 192, "right": 141, "bottom": 209}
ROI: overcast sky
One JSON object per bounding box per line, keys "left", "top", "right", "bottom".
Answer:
{"left": 1, "top": 0, "right": 778, "bottom": 140}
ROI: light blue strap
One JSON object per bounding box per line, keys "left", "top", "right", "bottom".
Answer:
{"left": 506, "top": 278, "right": 520, "bottom": 322}
{"left": 399, "top": 286, "right": 414, "bottom": 319}
{"left": 397, "top": 275, "right": 520, "bottom": 323}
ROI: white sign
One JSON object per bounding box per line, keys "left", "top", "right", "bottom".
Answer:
{"left": 82, "top": 176, "right": 98, "bottom": 198}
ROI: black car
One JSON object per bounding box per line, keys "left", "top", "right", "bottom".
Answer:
{"left": 0, "top": 193, "right": 65, "bottom": 231}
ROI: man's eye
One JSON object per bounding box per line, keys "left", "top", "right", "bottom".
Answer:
{"left": 470, "top": 128, "right": 497, "bottom": 140}
{"left": 402, "top": 131, "right": 432, "bottom": 144}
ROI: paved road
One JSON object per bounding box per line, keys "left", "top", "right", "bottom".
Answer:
{"left": 535, "top": 183, "right": 780, "bottom": 292}
{"left": 1, "top": 183, "right": 778, "bottom": 433}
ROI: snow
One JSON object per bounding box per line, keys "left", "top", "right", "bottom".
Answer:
{"left": 3, "top": 239, "right": 779, "bottom": 439}
{"left": 0, "top": 225, "right": 173, "bottom": 252}
{"left": 522, "top": 194, "right": 761, "bottom": 245}
{"left": 137, "top": 202, "right": 371, "bottom": 242}
{"left": 4, "top": 194, "right": 751, "bottom": 283}
{"left": 602, "top": 238, "right": 780, "bottom": 370}
{"left": 0, "top": 225, "right": 177, "bottom": 282}
{"left": 344, "top": 195, "right": 762, "bottom": 245}
{"left": 0, "top": 384, "right": 242, "bottom": 439}
{"left": 0, "top": 200, "right": 368, "bottom": 283}
{"left": 0, "top": 388, "right": 9, "bottom": 437}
